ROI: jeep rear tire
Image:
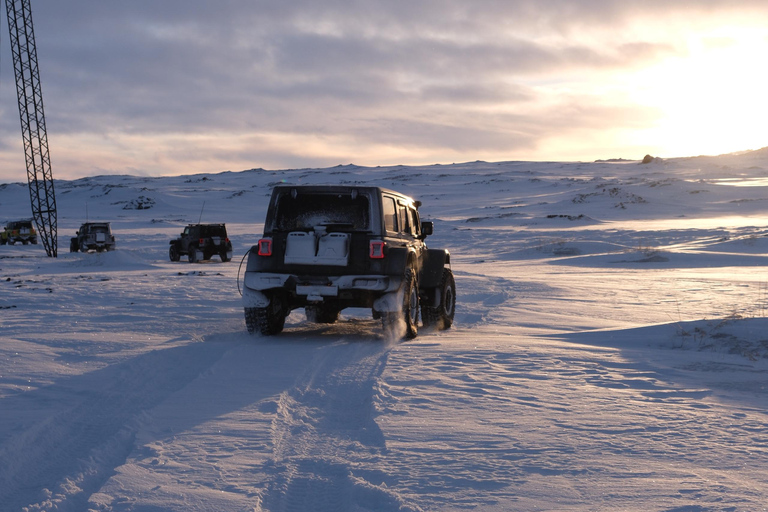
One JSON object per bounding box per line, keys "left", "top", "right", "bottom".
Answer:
{"left": 245, "top": 297, "right": 286, "bottom": 335}
{"left": 220, "top": 251, "right": 231, "bottom": 263}
{"left": 422, "top": 268, "right": 456, "bottom": 330}
{"left": 383, "top": 267, "right": 419, "bottom": 339}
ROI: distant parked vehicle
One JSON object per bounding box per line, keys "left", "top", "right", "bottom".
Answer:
{"left": 169, "top": 223, "right": 232, "bottom": 263}
{"left": 1, "top": 219, "right": 37, "bottom": 245}
{"left": 70, "top": 222, "right": 116, "bottom": 252}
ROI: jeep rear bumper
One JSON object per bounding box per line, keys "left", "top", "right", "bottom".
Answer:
{"left": 85, "top": 242, "right": 115, "bottom": 250}
{"left": 245, "top": 272, "right": 400, "bottom": 293}
{"left": 242, "top": 271, "right": 402, "bottom": 307}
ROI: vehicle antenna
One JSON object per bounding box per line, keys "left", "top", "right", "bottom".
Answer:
{"left": 198, "top": 201, "right": 206, "bottom": 223}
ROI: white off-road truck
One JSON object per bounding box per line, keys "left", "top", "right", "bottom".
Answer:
{"left": 70, "top": 222, "right": 116, "bottom": 252}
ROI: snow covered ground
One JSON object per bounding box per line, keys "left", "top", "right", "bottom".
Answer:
{"left": 1, "top": 150, "right": 768, "bottom": 511}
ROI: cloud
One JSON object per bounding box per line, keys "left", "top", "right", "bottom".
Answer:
{"left": 0, "top": 0, "right": 766, "bottom": 180}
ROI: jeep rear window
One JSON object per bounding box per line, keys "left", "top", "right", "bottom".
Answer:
{"left": 199, "top": 225, "right": 226, "bottom": 237}
{"left": 88, "top": 224, "right": 111, "bottom": 233}
{"left": 275, "top": 192, "right": 370, "bottom": 231}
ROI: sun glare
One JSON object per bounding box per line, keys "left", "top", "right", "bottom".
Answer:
{"left": 628, "top": 28, "right": 768, "bottom": 157}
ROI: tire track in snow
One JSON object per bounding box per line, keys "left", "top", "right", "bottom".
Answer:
{"left": 261, "top": 339, "right": 421, "bottom": 512}
{"left": 0, "top": 339, "right": 231, "bottom": 512}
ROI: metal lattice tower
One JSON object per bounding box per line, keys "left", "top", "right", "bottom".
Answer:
{"left": 5, "top": 0, "right": 57, "bottom": 257}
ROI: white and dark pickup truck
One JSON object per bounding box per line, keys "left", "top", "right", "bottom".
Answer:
{"left": 69, "top": 222, "right": 116, "bottom": 253}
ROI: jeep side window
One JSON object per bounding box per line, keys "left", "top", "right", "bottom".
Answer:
{"left": 383, "top": 196, "right": 397, "bottom": 233}
{"left": 397, "top": 203, "right": 410, "bottom": 234}
{"left": 410, "top": 207, "right": 420, "bottom": 236}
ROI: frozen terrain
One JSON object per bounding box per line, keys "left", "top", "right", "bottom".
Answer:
{"left": 1, "top": 150, "right": 768, "bottom": 512}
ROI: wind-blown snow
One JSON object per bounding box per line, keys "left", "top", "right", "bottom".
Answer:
{"left": 1, "top": 152, "right": 768, "bottom": 511}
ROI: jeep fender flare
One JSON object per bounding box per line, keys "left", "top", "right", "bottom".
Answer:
{"left": 383, "top": 246, "right": 411, "bottom": 276}
{"left": 420, "top": 249, "right": 451, "bottom": 289}
{"left": 242, "top": 286, "right": 271, "bottom": 308}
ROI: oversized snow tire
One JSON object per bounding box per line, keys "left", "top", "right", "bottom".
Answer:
{"left": 421, "top": 268, "right": 456, "bottom": 330}
{"left": 245, "top": 297, "right": 286, "bottom": 336}
{"left": 305, "top": 305, "right": 340, "bottom": 324}
{"left": 70, "top": 239, "right": 79, "bottom": 252}
{"left": 382, "top": 267, "right": 419, "bottom": 339}
{"left": 188, "top": 246, "right": 198, "bottom": 263}
{"left": 220, "top": 251, "right": 231, "bottom": 263}
{"left": 169, "top": 244, "right": 180, "bottom": 261}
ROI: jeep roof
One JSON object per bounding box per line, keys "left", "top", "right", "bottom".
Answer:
{"left": 263, "top": 185, "right": 418, "bottom": 235}
{"left": 182, "top": 223, "right": 228, "bottom": 237}
{"left": 79, "top": 222, "right": 112, "bottom": 231}
{"left": 6, "top": 219, "right": 34, "bottom": 229}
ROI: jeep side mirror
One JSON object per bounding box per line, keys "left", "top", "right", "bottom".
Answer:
{"left": 420, "top": 221, "right": 433, "bottom": 238}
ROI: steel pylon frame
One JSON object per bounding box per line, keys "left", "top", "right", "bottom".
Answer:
{"left": 5, "top": 0, "right": 57, "bottom": 257}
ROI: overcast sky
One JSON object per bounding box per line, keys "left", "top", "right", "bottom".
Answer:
{"left": 1, "top": 0, "right": 768, "bottom": 181}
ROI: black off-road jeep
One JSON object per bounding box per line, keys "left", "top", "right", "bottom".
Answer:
{"left": 242, "top": 185, "right": 455, "bottom": 338}
{"left": 70, "top": 222, "right": 116, "bottom": 252}
{"left": 169, "top": 223, "right": 233, "bottom": 263}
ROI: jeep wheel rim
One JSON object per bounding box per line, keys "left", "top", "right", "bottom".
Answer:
{"left": 444, "top": 284, "right": 455, "bottom": 317}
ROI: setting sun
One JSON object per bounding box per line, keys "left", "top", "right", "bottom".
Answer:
{"left": 629, "top": 28, "right": 768, "bottom": 157}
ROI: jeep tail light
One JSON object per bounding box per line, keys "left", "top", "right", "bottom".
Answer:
{"left": 199, "top": 238, "right": 205, "bottom": 246}
{"left": 257, "top": 238, "right": 273, "bottom": 256}
{"left": 369, "top": 240, "right": 385, "bottom": 259}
